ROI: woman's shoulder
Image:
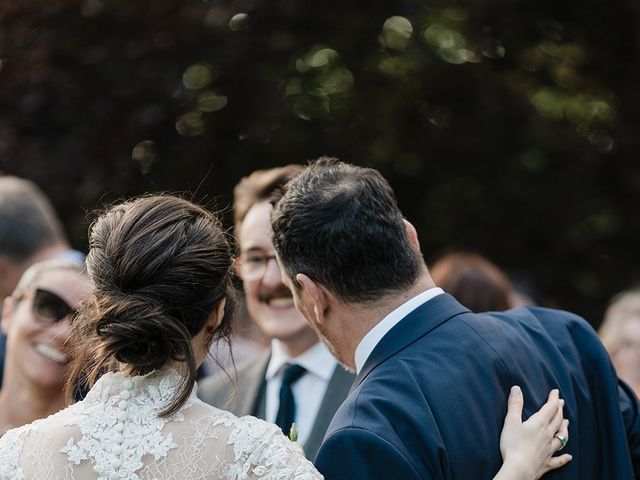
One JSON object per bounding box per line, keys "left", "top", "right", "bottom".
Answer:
{"left": 0, "top": 414, "right": 60, "bottom": 479}
{"left": 0, "top": 404, "right": 78, "bottom": 479}
{"left": 0, "top": 401, "right": 77, "bottom": 445}
{"left": 0, "top": 421, "right": 31, "bottom": 479}
{"left": 190, "top": 398, "right": 286, "bottom": 440}
{"left": 191, "top": 400, "right": 322, "bottom": 479}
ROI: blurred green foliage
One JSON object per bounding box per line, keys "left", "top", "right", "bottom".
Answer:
{"left": 1, "top": 0, "right": 639, "bottom": 325}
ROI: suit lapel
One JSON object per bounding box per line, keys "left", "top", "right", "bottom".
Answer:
{"left": 304, "top": 365, "right": 355, "bottom": 461}
{"left": 234, "top": 350, "right": 270, "bottom": 417}
{"left": 352, "top": 294, "right": 469, "bottom": 393}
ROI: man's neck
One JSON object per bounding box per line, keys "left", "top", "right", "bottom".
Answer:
{"left": 341, "top": 274, "right": 437, "bottom": 369}
{"left": 277, "top": 329, "right": 319, "bottom": 358}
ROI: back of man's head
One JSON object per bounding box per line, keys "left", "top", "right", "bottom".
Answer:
{"left": 271, "top": 157, "right": 423, "bottom": 304}
{"left": 0, "top": 176, "right": 67, "bottom": 265}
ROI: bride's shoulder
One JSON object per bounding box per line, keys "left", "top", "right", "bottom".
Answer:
{"left": 0, "top": 401, "right": 76, "bottom": 444}
{"left": 0, "top": 421, "right": 32, "bottom": 470}
{"left": 192, "top": 398, "right": 284, "bottom": 437}
{"left": 0, "top": 404, "right": 78, "bottom": 477}
{"left": 0, "top": 414, "right": 50, "bottom": 478}
{"left": 192, "top": 401, "right": 322, "bottom": 479}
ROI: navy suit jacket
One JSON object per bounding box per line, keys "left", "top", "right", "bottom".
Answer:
{"left": 315, "top": 294, "right": 640, "bottom": 479}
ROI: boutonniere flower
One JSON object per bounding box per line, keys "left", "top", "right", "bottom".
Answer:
{"left": 289, "top": 422, "right": 298, "bottom": 442}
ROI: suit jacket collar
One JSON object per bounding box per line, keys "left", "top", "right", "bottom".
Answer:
{"left": 304, "top": 365, "right": 354, "bottom": 461}
{"left": 355, "top": 288, "right": 444, "bottom": 373}
{"left": 234, "top": 350, "right": 270, "bottom": 417}
{"left": 246, "top": 349, "right": 354, "bottom": 461}
{"left": 352, "top": 294, "right": 470, "bottom": 393}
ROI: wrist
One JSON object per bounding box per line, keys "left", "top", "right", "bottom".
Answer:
{"left": 495, "top": 456, "right": 532, "bottom": 480}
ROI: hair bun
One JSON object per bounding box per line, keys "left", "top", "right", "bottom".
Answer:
{"left": 67, "top": 195, "right": 234, "bottom": 416}
{"left": 95, "top": 293, "right": 189, "bottom": 373}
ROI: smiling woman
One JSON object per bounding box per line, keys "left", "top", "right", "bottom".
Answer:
{"left": 0, "top": 258, "right": 88, "bottom": 437}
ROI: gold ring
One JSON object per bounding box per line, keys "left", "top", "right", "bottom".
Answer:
{"left": 554, "top": 434, "right": 567, "bottom": 449}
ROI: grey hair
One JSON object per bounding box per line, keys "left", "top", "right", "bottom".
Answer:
{"left": 0, "top": 176, "right": 67, "bottom": 263}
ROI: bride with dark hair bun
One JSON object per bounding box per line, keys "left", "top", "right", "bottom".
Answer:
{"left": 0, "top": 195, "right": 568, "bottom": 480}
{"left": 0, "top": 195, "right": 318, "bottom": 480}
{"left": 66, "top": 195, "right": 236, "bottom": 417}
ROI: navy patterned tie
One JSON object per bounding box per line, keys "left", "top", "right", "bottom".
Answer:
{"left": 275, "top": 363, "right": 307, "bottom": 436}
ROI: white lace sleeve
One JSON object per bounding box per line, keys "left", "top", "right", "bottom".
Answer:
{"left": 0, "top": 423, "right": 32, "bottom": 480}
{"left": 213, "top": 414, "right": 323, "bottom": 480}
{"left": 0, "top": 407, "right": 79, "bottom": 480}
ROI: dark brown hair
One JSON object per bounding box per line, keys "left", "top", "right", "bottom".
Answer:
{"left": 430, "top": 252, "right": 514, "bottom": 312}
{"left": 66, "top": 195, "right": 234, "bottom": 415}
{"left": 271, "top": 157, "right": 423, "bottom": 304}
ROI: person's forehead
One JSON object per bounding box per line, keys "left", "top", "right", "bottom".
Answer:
{"left": 32, "top": 269, "right": 85, "bottom": 298}
{"left": 237, "top": 201, "right": 274, "bottom": 251}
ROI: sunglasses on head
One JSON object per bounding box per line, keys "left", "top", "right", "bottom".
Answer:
{"left": 31, "top": 288, "right": 77, "bottom": 324}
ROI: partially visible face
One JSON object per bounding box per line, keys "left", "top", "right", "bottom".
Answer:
{"left": 1, "top": 269, "right": 89, "bottom": 390}
{"left": 0, "top": 257, "right": 26, "bottom": 300}
{"left": 237, "top": 201, "right": 314, "bottom": 343}
{"left": 612, "top": 317, "right": 640, "bottom": 391}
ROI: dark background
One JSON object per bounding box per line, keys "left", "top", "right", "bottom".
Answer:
{"left": 1, "top": 0, "right": 639, "bottom": 327}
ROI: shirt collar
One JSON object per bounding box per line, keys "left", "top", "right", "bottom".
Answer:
{"left": 266, "top": 339, "right": 336, "bottom": 381}
{"left": 354, "top": 287, "right": 444, "bottom": 374}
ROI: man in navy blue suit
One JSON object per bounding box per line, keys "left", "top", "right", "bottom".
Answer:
{"left": 271, "top": 158, "right": 640, "bottom": 479}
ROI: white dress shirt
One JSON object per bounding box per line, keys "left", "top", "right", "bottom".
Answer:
{"left": 265, "top": 340, "right": 337, "bottom": 446}
{"left": 354, "top": 287, "right": 444, "bottom": 374}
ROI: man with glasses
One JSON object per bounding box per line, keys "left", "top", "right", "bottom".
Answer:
{"left": 198, "top": 165, "right": 354, "bottom": 460}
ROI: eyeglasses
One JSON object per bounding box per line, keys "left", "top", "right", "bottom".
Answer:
{"left": 30, "top": 288, "right": 77, "bottom": 324}
{"left": 238, "top": 251, "right": 278, "bottom": 281}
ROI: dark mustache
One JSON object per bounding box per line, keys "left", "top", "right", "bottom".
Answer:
{"left": 257, "top": 285, "right": 293, "bottom": 303}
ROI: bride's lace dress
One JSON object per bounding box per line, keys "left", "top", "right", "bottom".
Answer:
{"left": 0, "top": 368, "right": 322, "bottom": 480}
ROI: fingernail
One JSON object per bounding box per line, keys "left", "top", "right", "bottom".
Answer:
{"left": 560, "top": 399, "right": 565, "bottom": 407}
{"left": 510, "top": 385, "right": 521, "bottom": 394}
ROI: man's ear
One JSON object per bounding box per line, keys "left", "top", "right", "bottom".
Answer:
{"left": 403, "top": 219, "right": 421, "bottom": 250}
{"left": 296, "top": 273, "right": 328, "bottom": 324}
{"left": 1, "top": 296, "right": 14, "bottom": 335}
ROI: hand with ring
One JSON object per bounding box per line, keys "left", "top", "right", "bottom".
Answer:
{"left": 494, "top": 387, "right": 572, "bottom": 480}
{"left": 555, "top": 433, "right": 568, "bottom": 450}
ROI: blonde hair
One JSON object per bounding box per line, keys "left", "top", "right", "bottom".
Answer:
{"left": 12, "top": 258, "right": 85, "bottom": 299}
{"left": 599, "top": 289, "right": 640, "bottom": 355}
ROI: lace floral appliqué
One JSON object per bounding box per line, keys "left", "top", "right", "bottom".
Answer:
{"left": 0, "top": 367, "right": 322, "bottom": 480}
{"left": 214, "top": 415, "right": 320, "bottom": 480}
{"left": 59, "top": 369, "right": 193, "bottom": 480}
